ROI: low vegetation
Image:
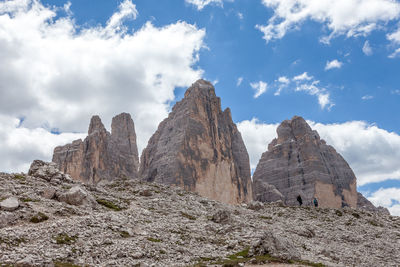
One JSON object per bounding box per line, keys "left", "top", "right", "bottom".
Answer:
{"left": 96, "top": 199, "right": 122, "bottom": 211}
{"left": 30, "top": 212, "right": 49, "bottom": 223}
{"left": 55, "top": 233, "right": 78, "bottom": 245}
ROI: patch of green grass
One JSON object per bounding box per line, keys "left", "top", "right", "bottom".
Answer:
{"left": 368, "top": 220, "right": 381, "bottom": 227}
{"left": 352, "top": 212, "right": 360, "bottom": 219}
{"left": 30, "top": 212, "right": 49, "bottom": 223}
{"left": 55, "top": 233, "right": 77, "bottom": 245}
{"left": 227, "top": 247, "right": 249, "bottom": 260}
{"left": 96, "top": 199, "right": 122, "bottom": 211}
{"left": 53, "top": 262, "right": 82, "bottom": 267}
{"left": 120, "top": 231, "right": 130, "bottom": 238}
{"left": 147, "top": 237, "right": 162, "bottom": 243}
{"left": 20, "top": 197, "right": 39, "bottom": 203}
{"left": 181, "top": 211, "right": 196, "bottom": 220}
{"left": 13, "top": 174, "right": 25, "bottom": 180}
{"left": 260, "top": 216, "right": 273, "bottom": 220}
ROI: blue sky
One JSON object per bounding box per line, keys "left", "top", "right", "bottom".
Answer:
{"left": 1, "top": 0, "right": 400, "bottom": 214}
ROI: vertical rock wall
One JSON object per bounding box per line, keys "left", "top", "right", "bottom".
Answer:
{"left": 139, "top": 80, "right": 252, "bottom": 204}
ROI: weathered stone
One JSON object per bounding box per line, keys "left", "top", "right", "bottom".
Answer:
{"left": 28, "top": 160, "right": 59, "bottom": 182}
{"left": 0, "top": 197, "right": 19, "bottom": 211}
{"left": 250, "top": 231, "right": 301, "bottom": 261}
{"left": 139, "top": 79, "right": 252, "bottom": 204}
{"left": 42, "top": 187, "right": 56, "bottom": 199}
{"left": 211, "top": 209, "right": 231, "bottom": 224}
{"left": 253, "top": 116, "right": 358, "bottom": 209}
{"left": 57, "top": 186, "right": 95, "bottom": 206}
{"left": 52, "top": 113, "right": 139, "bottom": 184}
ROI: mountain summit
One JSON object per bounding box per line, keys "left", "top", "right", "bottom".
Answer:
{"left": 139, "top": 79, "right": 253, "bottom": 204}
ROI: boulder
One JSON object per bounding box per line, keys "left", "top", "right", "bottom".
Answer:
{"left": 58, "top": 186, "right": 95, "bottom": 206}
{"left": 0, "top": 197, "right": 19, "bottom": 211}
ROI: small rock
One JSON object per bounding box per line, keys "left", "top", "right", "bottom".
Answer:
{"left": 140, "top": 189, "right": 153, "bottom": 197}
{"left": 211, "top": 210, "right": 231, "bottom": 224}
{"left": 247, "top": 201, "right": 264, "bottom": 211}
{"left": 0, "top": 197, "right": 19, "bottom": 211}
{"left": 42, "top": 187, "right": 56, "bottom": 199}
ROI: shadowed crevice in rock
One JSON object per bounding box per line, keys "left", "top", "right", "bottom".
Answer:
{"left": 139, "top": 79, "right": 252, "bottom": 204}
{"left": 52, "top": 113, "right": 139, "bottom": 184}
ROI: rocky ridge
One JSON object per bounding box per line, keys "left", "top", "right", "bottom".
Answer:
{"left": 1, "top": 161, "right": 399, "bottom": 267}
{"left": 52, "top": 113, "right": 139, "bottom": 184}
{"left": 139, "top": 80, "right": 252, "bottom": 204}
{"left": 252, "top": 116, "right": 384, "bottom": 213}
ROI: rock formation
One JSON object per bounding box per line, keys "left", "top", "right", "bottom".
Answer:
{"left": 52, "top": 113, "right": 139, "bottom": 184}
{"left": 139, "top": 79, "right": 252, "bottom": 204}
{"left": 253, "top": 116, "right": 359, "bottom": 208}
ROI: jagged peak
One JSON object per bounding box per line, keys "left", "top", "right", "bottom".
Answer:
{"left": 111, "top": 112, "right": 135, "bottom": 138}
{"left": 184, "top": 79, "right": 216, "bottom": 98}
{"left": 88, "top": 115, "right": 106, "bottom": 135}
{"left": 276, "top": 116, "right": 313, "bottom": 142}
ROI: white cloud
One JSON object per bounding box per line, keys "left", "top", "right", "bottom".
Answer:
{"left": 310, "top": 121, "right": 400, "bottom": 186}
{"left": 237, "top": 77, "right": 243, "bottom": 86}
{"left": 392, "top": 89, "right": 400, "bottom": 95}
{"left": 0, "top": 0, "right": 206, "bottom": 172}
{"left": 325, "top": 59, "right": 343, "bottom": 70}
{"left": 367, "top": 188, "right": 400, "bottom": 216}
{"left": 237, "top": 12, "right": 244, "bottom": 20}
{"left": 362, "top": 95, "right": 374, "bottom": 100}
{"left": 185, "top": 0, "right": 232, "bottom": 10}
{"left": 0, "top": 115, "right": 85, "bottom": 173}
{"left": 257, "top": 0, "right": 400, "bottom": 44}
{"left": 237, "top": 118, "right": 400, "bottom": 187}
{"left": 293, "top": 72, "right": 313, "bottom": 81}
{"left": 274, "top": 76, "right": 290, "bottom": 95}
{"left": 362, "top": 41, "right": 373, "bottom": 56}
{"left": 250, "top": 81, "right": 268, "bottom": 98}
{"left": 237, "top": 118, "right": 278, "bottom": 170}
{"left": 387, "top": 27, "right": 400, "bottom": 44}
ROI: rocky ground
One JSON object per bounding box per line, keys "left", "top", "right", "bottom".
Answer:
{"left": 1, "top": 161, "right": 400, "bottom": 267}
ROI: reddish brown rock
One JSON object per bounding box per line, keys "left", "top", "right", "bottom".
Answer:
{"left": 52, "top": 113, "right": 139, "bottom": 184}
{"left": 139, "top": 80, "right": 252, "bottom": 204}
{"left": 253, "top": 116, "right": 358, "bottom": 208}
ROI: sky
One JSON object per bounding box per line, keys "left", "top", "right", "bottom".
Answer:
{"left": 0, "top": 0, "right": 400, "bottom": 215}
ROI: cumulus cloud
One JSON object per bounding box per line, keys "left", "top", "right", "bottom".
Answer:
{"left": 185, "top": 0, "right": 232, "bottom": 10}
{"left": 237, "top": 118, "right": 278, "bottom": 170}
{"left": 250, "top": 81, "right": 268, "bottom": 98}
{"left": 0, "top": 0, "right": 206, "bottom": 172}
{"left": 325, "top": 59, "right": 343, "bottom": 70}
{"left": 362, "top": 41, "right": 373, "bottom": 56}
{"left": 0, "top": 115, "right": 85, "bottom": 173}
{"left": 257, "top": 0, "right": 400, "bottom": 44}
{"left": 367, "top": 188, "right": 400, "bottom": 216}
{"left": 237, "top": 118, "right": 400, "bottom": 187}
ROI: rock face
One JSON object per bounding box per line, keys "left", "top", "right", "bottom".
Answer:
{"left": 0, "top": 197, "right": 19, "bottom": 211}
{"left": 139, "top": 79, "right": 252, "bottom": 204}
{"left": 253, "top": 116, "right": 358, "bottom": 208}
{"left": 52, "top": 113, "right": 139, "bottom": 184}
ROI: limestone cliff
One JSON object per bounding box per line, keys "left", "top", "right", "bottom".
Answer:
{"left": 139, "top": 79, "right": 252, "bottom": 204}
{"left": 52, "top": 113, "right": 139, "bottom": 183}
{"left": 253, "top": 116, "right": 358, "bottom": 208}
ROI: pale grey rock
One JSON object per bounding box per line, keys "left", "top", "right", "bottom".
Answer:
{"left": 211, "top": 209, "right": 231, "bottom": 224}
{"left": 58, "top": 186, "right": 95, "bottom": 206}
{"left": 250, "top": 231, "right": 301, "bottom": 261}
{"left": 140, "top": 79, "right": 252, "bottom": 204}
{"left": 253, "top": 116, "right": 358, "bottom": 209}
{"left": 42, "top": 187, "right": 56, "bottom": 199}
{"left": 0, "top": 197, "right": 19, "bottom": 211}
{"left": 52, "top": 113, "right": 139, "bottom": 184}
